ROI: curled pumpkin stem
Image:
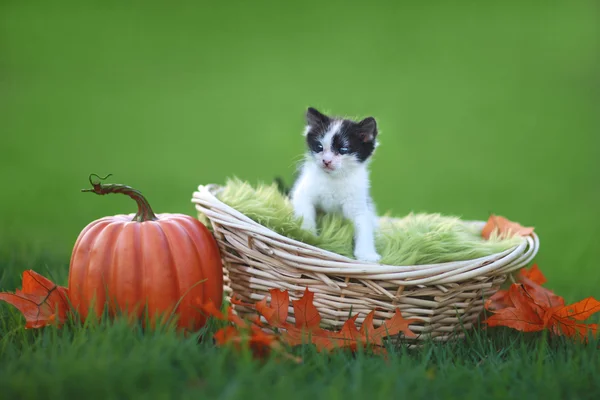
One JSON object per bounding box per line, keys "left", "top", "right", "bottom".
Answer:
{"left": 82, "top": 173, "right": 158, "bottom": 222}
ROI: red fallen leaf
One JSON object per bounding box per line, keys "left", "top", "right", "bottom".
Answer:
{"left": 484, "top": 266, "right": 600, "bottom": 341}
{"left": 0, "top": 270, "right": 70, "bottom": 329}
{"left": 254, "top": 298, "right": 275, "bottom": 324}
{"left": 291, "top": 288, "right": 321, "bottom": 331}
{"left": 518, "top": 264, "right": 546, "bottom": 285}
{"left": 213, "top": 325, "right": 238, "bottom": 345}
{"left": 200, "top": 299, "right": 248, "bottom": 329}
{"left": 546, "top": 297, "right": 600, "bottom": 340}
{"left": 202, "top": 298, "right": 298, "bottom": 362}
{"left": 266, "top": 289, "right": 289, "bottom": 326}
{"left": 552, "top": 320, "right": 598, "bottom": 339}
{"left": 485, "top": 264, "right": 559, "bottom": 312}
{"left": 522, "top": 281, "right": 564, "bottom": 309}
{"left": 269, "top": 290, "right": 418, "bottom": 351}
{"left": 485, "top": 289, "right": 513, "bottom": 311}
{"left": 555, "top": 297, "right": 600, "bottom": 321}
{"left": 231, "top": 290, "right": 290, "bottom": 328}
{"left": 199, "top": 299, "right": 228, "bottom": 321}
{"left": 372, "top": 309, "right": 419, "bottom": 340}
{"left": 325, "top": 314, "right": 362, "bottom": 351}
{"left": 481, "top": 214, "right": 534, "bottom": 240}
{"left": 484, "top": 284, "right": 547, "bottom": 332}
{"left": 206, "top": 288, "right": 419, "bottom": 359}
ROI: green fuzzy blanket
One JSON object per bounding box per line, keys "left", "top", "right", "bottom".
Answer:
{"left": 200, "top": 178, "right": 521, "bottom": 266}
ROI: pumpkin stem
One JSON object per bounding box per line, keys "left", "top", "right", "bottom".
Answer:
{"left": 81, "top": 173, "right": 158, "bottom": 222}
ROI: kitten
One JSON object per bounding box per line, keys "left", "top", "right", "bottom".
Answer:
{"left": 289, "top": 107, "right": 381, "bottom": 263}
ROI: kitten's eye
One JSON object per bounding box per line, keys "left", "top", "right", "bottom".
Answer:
{"left": 315, "top": 143, "right": 323, "bottom": 152}
{"left": 338, "top": 147, "right": 349, "bottom": 155}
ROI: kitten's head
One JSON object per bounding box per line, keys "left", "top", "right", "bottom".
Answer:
{"left": 303, "top": 107, "right": 378, "bottom": 174}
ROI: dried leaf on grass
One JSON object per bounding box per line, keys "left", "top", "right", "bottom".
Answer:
{"left": 0, "top": 270, "right": 70, "bottom": 328}
{"left": 484, "top": 264, "right": 600, "bottom": 340}
{"left": 202, "top": 288, "right": 419, "bottom": 361}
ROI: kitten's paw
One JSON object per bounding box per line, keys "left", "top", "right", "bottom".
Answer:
{"left": 354, "top": 249, "right": 381, "bottom": 263}
{"left": 301, "top": 219, "right": 318, "bottom": 235}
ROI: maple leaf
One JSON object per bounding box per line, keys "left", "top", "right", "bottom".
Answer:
{"left": 545, "top": 297, "right": 600, "bottom": 340}
{"left": 266, "top": 289, "right": 289, "bottom": 326}
{"left": 292, "top": 288, "right": 321, "bottom": 331}
{"left": 201, "top": 298, "right": 298, "bottom": 362}
{"left": 283, "top": 305, "right": 418, "bottom": 352}
{"left": 0, "top": 270, "right": 71, "bottom": 329}
{"left": 325, "top": 314, "right": 362, "bottom": 351}
{"left": 484, "top": 284, "right": 547, "bottom": 332}
{"left": 518, "top": 264, "right": 546, "bottom": 285}
{"left": 485, "top": 289, "right": 513, "bottom": 312}
{"left": 207, "top": 288, "right": 418, "bottom": 359}
{"left": 200, "top": 299, "right": 248, "bottom": 329}
{"left": 484, "top": 265, "right": 600, "bottom": 341}
{"left": 481, "top": 214, "right": 534, "bottom": 240}
{"left": 555, "top": 297, "right": 600, "bottom": 321}
{"left": 251, "top": 289, "right": 290, "bottom": 328}
{"left": 485, "top": 264, "right": 557, "bottom": 312}
{"left": 372, "top": 309, "right": 419, "bottom": 341}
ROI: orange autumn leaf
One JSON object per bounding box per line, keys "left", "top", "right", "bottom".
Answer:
{"left": 254, "top": 297, "right": 276, "bottom": 324}
{"left": 481, "top": 214, "right": 534, "bottom": 240}
{"left": 373, "top": 309, "right": 419, "bottom": 340}
{"left": 555, "top": 297, "right": 600, "bottom": 321}
{"left": 202, "top": 298, "right": 300, "bottom": 362}
{"left": 484, "top": 264, "right": 600, "bottom": 341}
{"left": 325, "top": 314, "right": 362, "bottom": 351}
{"left": 484, "top": 284, "right": 547, "bottom": 332}
{"left": 291, "top": 288, "right": 321, "bottom": 331}
{"left": 200, "top": 299, "right": 228, "bottom": 321}
{"left": 200, "top": 299, "right": 249, "bottom": 329}
{"left": 204, "top": 287, "right": 418, "bottom": 358}
{"left": 252, "top": 289, "right": 289, "bottom": 327}
{"left": 0, "top": 270, "right": 71, "bottom": 329}
{"left": 267, "top": 289, "right": 289, "bottom": 325}
{"left": 485, "top": 289, "right": 514, "bottom": 311}
{"left": 321, "top": 309, "right": 419, "bottom": 351}
{"left": 213, "top": 325, "right": 239, "bottom": 345}
{"left": 485, "top": 264, "right": 559, "bottom": 312}
{"left": 518, "top": 264, "right": 546, "bottom": 285}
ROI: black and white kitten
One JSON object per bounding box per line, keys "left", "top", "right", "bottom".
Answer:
{"left": 290, "top": 107, "right": 381, "bottom": 263}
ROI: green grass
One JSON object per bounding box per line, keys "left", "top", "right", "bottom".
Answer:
{"left": 1, "top": 252, "right": 600, "bottom": 400}
{"left": 1, "top": 0, "right": 599, "bottom": 398}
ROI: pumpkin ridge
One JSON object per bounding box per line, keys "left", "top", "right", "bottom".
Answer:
{"left": 154, "top": 221, "right": 182, "bottom": 321}
{"left": 69, "top": 219, "right": 113, "bottom": 313}
{"left": 130, "top": 222, "right": 143, "bottom": 319}
{"left": 82, "top": 221, "right": 125, "bottom": 319}
{"left": 165, "top": 218, "right": 212, "bottom": 328}
{"left": 106, "top": 221, "right": 129, "bottom": 318}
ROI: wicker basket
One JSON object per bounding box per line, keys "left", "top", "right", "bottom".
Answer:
{"left": 191, "top": 184, "right": 540, "bottom": 346}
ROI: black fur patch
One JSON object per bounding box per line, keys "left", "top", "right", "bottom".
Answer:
{"left": 304, "top": 107, "right": 378, "bottom": 162}
{"left": 305, "top": 107, "right": 330, "bottom": 153}
{"left": 333, "top": 118, "right": 378, "bottom": 162}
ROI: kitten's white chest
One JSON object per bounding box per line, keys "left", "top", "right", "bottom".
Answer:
{"left": 314, "top": 177, "right": 360, "bottom": 214}
{"left": 298, "top": 163, "right": 369, "bottom": 214}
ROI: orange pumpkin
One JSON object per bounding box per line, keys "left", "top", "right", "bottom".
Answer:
{"left": 68, "top": 174, "right": 223, "bottom": 331}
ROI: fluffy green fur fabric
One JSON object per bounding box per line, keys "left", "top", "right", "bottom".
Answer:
{"left": 203, "top": 178, "right": 521, "bottom": 266}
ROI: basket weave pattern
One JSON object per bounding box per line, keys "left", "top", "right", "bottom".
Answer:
{"left": 192, "top": 184, "right": 540, "bottom": 345}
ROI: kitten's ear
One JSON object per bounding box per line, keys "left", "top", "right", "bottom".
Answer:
{"left": 306, "top": 107, "right": 330, "bottom": 127}
{"left": 357, "top": 117, "right": 378, "bottom": 142}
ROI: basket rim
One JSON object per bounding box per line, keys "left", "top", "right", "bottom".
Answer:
{"left": 191, "top": 183, "right": 540, "bottom": 281}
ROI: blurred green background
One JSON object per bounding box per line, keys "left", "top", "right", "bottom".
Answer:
{"left": 1, "top": 0, "right": 598, "bottom": 297}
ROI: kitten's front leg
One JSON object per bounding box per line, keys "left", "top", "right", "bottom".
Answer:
{"left": 291, "top": 192, "right": 317, "bottom": 234}
{"left": 347, "top": 208, "right": 381, "bottom": 263}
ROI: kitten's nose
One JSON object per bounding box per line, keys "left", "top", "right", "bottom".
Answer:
{"left": 323, "top": 160, "right": 332, "bottom": 167}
